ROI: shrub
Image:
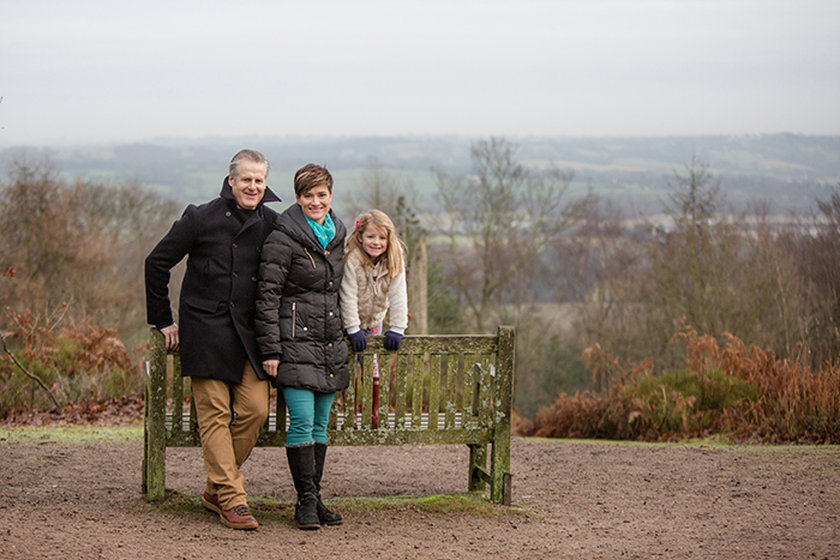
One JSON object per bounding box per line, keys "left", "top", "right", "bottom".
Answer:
{"left": 522, "top": 325, "right": 840, "bottom": 443}
{"left": 0, "top": 308, "right": 142, "bottom": 415}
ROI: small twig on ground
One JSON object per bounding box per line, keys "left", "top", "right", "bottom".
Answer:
{"left": 0, "top": 332, "right": 62, "bottom": 408}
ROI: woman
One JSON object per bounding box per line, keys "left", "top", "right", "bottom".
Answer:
{"left": 255, "top": 163, "right": 348, "bottom": 530}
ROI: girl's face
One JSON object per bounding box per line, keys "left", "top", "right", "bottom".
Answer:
{"left": 360, "top": 224, "right": 388, "bottom": 259}
{"left": 296, "top": 184, "right": 333, "bottom": 224}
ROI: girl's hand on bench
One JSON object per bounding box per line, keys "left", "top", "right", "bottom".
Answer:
{"left": 384, "top": 331, "right": 403, "bottom": 351}
{"left": 347, "top": 331, "right": 367, "bottom": 353}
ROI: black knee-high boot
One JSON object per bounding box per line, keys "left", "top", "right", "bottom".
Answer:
{"left": 313, "top": 442, "right": 343, "bottom": 525}
{"left": 285, "top": 445, "right": 320, "bottom": 530}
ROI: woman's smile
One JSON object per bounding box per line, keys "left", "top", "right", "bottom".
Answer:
{"left": 296, "top": 184, "right": 333, "bottom": 224}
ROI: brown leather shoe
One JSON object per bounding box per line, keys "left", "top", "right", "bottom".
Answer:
{"left": 219, "top": 504, "right": 259, "bottom": 530}
{"left": 201, "top": 492, "right": 222, "bottom": 515}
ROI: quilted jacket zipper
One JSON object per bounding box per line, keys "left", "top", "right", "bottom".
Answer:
{"left": 304, "top": 248, "right": 317, "bottom": 268}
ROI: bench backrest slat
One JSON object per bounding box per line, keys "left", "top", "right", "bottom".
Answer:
{"left": 159, "top": 339, "right": 504, "bottom": 441}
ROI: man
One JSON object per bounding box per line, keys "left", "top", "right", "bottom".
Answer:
{"left": 145, "top": 149, "right": 279, "bottom": 530}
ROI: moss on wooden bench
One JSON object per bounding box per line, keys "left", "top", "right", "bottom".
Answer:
{"left": 142, "top": 326, "right": 514, "bottom": 505}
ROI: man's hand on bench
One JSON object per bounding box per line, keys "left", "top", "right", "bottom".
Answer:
{"left": 159, "top": 324, "right": 179, "bottom": 351}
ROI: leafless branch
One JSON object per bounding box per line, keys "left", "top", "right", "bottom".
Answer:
{"left": 0, "top": 331, "right": 62, "bottom": 409}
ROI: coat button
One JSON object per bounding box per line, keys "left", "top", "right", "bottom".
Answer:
{"left": 329, "top": 374, "right": 334, "bottom": 378}
{"left": 230, "top": 302, "right": 235, "bottom": 307}
{"left": 328, "top": 343, "right": 333, "bottom": 348}
{"left": 329, "top": 312, "right": 333, "bottom": 317}
{"left": 232, "top": 272, "right": 238, "bottom": 278}
{"left": 329, "top": 281, "right": 333, "bottom": 286}
{"left": 325, "top": 250, "right": 330, "bottom": 255}
{"left": 232, "top": 243, "right": 238, "bottom": 248}
{"left": 226, "top": 211, "right": 231, "bottom": 217}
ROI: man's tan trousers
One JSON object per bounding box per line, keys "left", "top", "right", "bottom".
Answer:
{"left": 192, "top": 362, "right": 269, "bottom": 509}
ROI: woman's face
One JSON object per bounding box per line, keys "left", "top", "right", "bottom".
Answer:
{"left": 296, "top": 184, "right": 333, "bottom": 224}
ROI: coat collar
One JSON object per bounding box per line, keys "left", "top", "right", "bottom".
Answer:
{"left": 281, "top": 203, "right": 346, "bottom": 252}
{"left": 219, "top": 176, "right": 282, "bottom": 207}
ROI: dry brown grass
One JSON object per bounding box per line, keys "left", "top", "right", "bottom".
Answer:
{"left": 0, "top": 306, "right": 142, "bottom": 413}
{"left": 521, "top": 323, "right": 840, "bottom": 443}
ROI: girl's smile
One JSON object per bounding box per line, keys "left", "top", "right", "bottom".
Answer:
{"left": 360, "top": 225, "right": 388, "bottom": 259}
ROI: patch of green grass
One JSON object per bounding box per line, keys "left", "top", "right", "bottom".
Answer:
{"left": 327, "top": 492, "right": 505, "bottom": 516}
{"left": 519, "top": 436, "right": 685, "bottom": 447}
{"left": 0, "top": 425, "right": 142, "bottom": 443}
{"left": 157, "top": 490, "right": 296, "bottom": 523}
{"left": 637, "top": 368, "right": 759, "bottom": 411}
{"left": 518, "top": 435, "right": 838, "bottom": 452}
{"left": 154, "top": 488, "right": 516, "bottom": 521}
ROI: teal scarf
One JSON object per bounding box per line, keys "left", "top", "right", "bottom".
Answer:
{"left": 305, "top": 213, "right": 336, "bottom": 250}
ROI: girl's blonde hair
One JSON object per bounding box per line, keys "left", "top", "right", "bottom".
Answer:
{"left": 345, "top": 209, "right": 406, "bottom": 278}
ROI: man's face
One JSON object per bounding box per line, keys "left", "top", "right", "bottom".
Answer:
{"left": 230, "top": 160, "right": 268, "bottom": 210}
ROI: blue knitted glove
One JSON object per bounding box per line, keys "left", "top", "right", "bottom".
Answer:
{"left": 383, "top": 330, "right": 403, "bottom": 351}
{"left": 347, "top": 330, "right": 367, "bottom": 353}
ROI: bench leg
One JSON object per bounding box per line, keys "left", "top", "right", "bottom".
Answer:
{"left": 489, "top": 325, "right": 514, "bottom": 505}
{"left": 468, "top": 443, "right": 486, "bottom": 492}
{"left": 142, "top": 365, "right": 149, "bottom": 495}
{"left": 144, "top": 415, "right": 166, "bottom": 500}
{"left": 144, "top": 332, "right": 167, "bottom": 501}
{"left": 489, "top": 434, "right": 511, "bottom": 505}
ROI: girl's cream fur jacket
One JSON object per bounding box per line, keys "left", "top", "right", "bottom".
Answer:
{"left": 340, "top": 249, "right": 408, "bottom": 334}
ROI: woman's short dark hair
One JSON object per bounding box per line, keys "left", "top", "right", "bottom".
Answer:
{"left": 294, "top": 163, "right": 333, "bottom": 196}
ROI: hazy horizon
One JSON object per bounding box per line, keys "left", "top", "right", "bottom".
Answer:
{"left": 2, "top": 0, "right": 839, "bottom": 147}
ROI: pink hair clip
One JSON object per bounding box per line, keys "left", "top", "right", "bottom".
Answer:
{"left": 355, "top": 219, "right": 360, "bottom": 230}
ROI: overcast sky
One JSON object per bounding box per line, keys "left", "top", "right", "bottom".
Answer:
{"left": 2, "top": 0, "right": 839, "bottom": 146}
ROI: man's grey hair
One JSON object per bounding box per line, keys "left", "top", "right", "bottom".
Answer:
{"left": 229, "top": 149, "right": 270, "bottom": 179}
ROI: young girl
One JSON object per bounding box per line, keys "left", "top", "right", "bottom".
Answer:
{"left": 340, "top": 209, "right": 408, "bottom": 352}
{"left": 340, "top": 209, "right": 408, "bottom": 427}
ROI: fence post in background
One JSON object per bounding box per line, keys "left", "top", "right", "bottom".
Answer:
{"left": 407, "top": 238, "right": 428, "bottom": 335}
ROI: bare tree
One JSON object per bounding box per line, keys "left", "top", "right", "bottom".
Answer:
{"left": 581, "top": 157, "right": 813, "bottom": 367}
{"left": 347, "top": 158, "right": 403, "bottom": 219}
{"left": 346, "top": 158, "right": 424, "bottom": 262}
{"left": 0, "top": 156, "right": 178, "bottom": 342}
{"left": 791, "top": 185, "right": 840, "bottom": 364}
{"left": 435, "top": 137, "right": 593, "bottom": 332}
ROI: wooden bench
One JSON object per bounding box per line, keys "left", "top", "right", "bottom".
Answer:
{"left": 142, "top": 326, "right": 514, "bottom": 505}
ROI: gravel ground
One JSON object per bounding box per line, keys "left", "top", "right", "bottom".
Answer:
{"left": 1, "top": 433, "right": 839, "bottom": 559}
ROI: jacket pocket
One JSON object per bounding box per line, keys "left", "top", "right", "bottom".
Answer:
{"left": 182, "top": 296, "right": 221, "bottom": 313}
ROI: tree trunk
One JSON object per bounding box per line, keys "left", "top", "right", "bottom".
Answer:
{"left": 407, "top": 238, "right": 428, "bottom": 334}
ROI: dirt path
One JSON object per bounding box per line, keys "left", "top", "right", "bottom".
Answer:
{"left": 1, "top": 433, "right": 838, "bottom": 559}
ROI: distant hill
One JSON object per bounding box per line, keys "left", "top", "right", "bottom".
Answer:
{"left": 1, "top": 134, "right": 837, "bottom": 216}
